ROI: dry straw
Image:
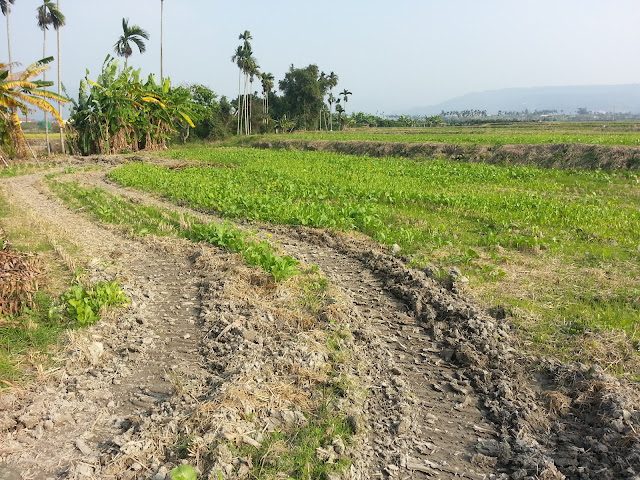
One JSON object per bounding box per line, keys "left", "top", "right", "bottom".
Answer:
{"left": 0, "top": 228, "right": 43, "bottom": 316}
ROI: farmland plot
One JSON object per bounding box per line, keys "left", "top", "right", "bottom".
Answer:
{"left": 111, "top": 148, "right": 640, "bottom": 372}
{"left": 0, "top": 153, "right": 638, "bottom": 480}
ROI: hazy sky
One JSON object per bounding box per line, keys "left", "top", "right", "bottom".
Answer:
{"left": 3, "top": 0, "right": 640, "bottom": 114}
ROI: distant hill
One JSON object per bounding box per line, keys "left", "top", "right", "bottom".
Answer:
{"left": 410, "top": 85, "right": 640, "bottom": 116}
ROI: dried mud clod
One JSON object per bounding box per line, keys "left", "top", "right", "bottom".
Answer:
{"left": 99, "top": 248, "right": 366, "bottom": 480}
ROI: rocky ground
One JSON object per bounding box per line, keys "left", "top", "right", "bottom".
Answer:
{"left": 0, "top": 156, "right": 639, "bottom": 480}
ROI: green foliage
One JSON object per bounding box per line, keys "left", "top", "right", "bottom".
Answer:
{"left": 0, "top": 162, "right": 55, "bottom": 178}
{"left": 48, "top": 179, "right": 299, "bottom": 282}
{"left": 170, "top": 465, "right": 197, "bottom": 480}
{"left": 187, "top": 84, "right": 233, "bottom": 140}
{"left": 277, "top": 65, "right": 328, "bottom": 130}
{"left": 61, "top": 281, "right": 130, "bottom": 327}
{"left": 0, "top": 291, "right": 67, "bottom": 383}
{"left": 252, "top": 122, "right": 640, "bottom": 146}
{"left": 66, "top": 56, "right": 196, "bottom": 155}
{"left": 0, "top": 57, "right": 68, "bottom": 158}
{"left": 188, "top": 223, "right": 300, "bottom": 282}
{"left": 231, "top": 403, "right": 353, "bottom": 480}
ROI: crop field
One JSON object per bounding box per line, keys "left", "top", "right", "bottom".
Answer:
{"left": 243, "top": 122, "right": 640, "bottom": 146}
{"left": 108, "top": 146, "right": 640, "bottom": 374}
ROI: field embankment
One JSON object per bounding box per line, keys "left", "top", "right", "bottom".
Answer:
{"left": 238, "top": 138, "right": 640, "bottom": 170}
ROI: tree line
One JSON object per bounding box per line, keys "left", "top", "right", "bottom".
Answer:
{"left": 0, "top": 2, "right": 355, "bottom": 159}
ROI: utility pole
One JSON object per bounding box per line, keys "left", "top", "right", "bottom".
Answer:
{"left": 160, "top": 0, "right": 164, "bottom": 80}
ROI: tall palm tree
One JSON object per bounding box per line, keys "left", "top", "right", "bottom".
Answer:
{"left": 36, "top": 0, "right": 65, "bottom": 155}
{"left": 247, "top": 58, "right": 259, "bottom": 134}
{"left": 340, "top": 89, "right": 352, "bottom": 117}
{"left": 260, "top": 72, "right": 274, "bottom": 121}
{"left": 1, "top": 0, "right": 15, "bottom": 74}
{"left": 239, "top": 30, "right": 252, "bottom": 51}
{"left": 232, "top": 31, "right": 255, "bottom": 135}
{"left": 231, "top": 45, "right": 246, "bottom": 135}
{"left": 327, "top": 93, "right": 336, "bottom": 131}
{"left": 325, "top": 72, "right": 338, "bottom": 131}
{"left": 160, "top": 0, "right": 164, "bottom": 79}
{"left": 113, "top": 18, "right": 149, "bottom": 69}
{"left": 0, "top": 58, "right": 67, "bottom": 159}
{"left": 238, "top": 31, "right": 252, "bottom": 135}
{"left": 56, "top": 0, "right": 65, "bottom": 153}
{"left": 335, "top": 103, "right": 345, "bottom": 130}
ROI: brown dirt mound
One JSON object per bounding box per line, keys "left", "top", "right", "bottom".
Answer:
{"left": 248, "top": 139, "right": 640, "bottom": 170}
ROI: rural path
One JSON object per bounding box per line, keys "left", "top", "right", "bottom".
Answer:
{"left": 0, "top": 158, "right": 639, "bottom": 480}
{"left": 80, "top": 165, "right": 501, "bottom": 478}
{"left": 0, "top": 172, "right": 210, "bottom": 479}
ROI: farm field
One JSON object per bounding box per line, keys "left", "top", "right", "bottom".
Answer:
{"left": 1, "top": 142, "right": 640, "bottom": 479}
{"left": 110, "top": 146, "right": 640, "bottom": 374}
{"left": 242, "top": 122, "right": 640, "bottom": 146}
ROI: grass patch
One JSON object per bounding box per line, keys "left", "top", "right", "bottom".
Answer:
{"left": 0, "top": 162, "right": 58, "bottom": 178}
{"left": 0, "top": 291, "right": 67, "bottom": 382}
{"left": 0, "top": 188, "right": 129, "bottom": 383}
{"left": 46, "top": 178, "right": 300, "bottom": 282}
{"left": 231, "top": 402, "right": 353, "bottom": 480}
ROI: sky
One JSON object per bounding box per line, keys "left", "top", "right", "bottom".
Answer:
{"left": 3, "top": 0, "right": 640, "bottom": 115}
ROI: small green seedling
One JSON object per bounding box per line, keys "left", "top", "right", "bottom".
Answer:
{"left": 170, "top": 464, "right": 197, "bottom": 480}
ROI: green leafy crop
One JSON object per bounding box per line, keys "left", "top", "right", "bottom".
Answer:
{"left": 62, "top": 281, "right": 130, "bottom": 327}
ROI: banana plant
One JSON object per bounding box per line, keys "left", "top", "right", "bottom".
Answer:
{"left": 0, "top": 56, "right": 68, "bottom": 159}
{"left": 66, "top": 56, "right": 195, "bottom": 155}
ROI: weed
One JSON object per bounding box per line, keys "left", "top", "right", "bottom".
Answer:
{"left": 60, "top": 281, "right": 130, "bottom": 327}
{"left": 170, "top": 464, "right": 197, "bottom": 480}
{"left": 230, "top": 401, "right": 353, "bottom": 480}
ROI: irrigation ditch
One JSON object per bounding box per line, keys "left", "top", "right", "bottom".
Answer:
{"left": 0, "top": 156, "right": 638, "bottom": 480}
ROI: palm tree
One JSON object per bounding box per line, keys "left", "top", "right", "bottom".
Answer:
{"left": 36, "top": 0, "right": 65, "bottom": 155}
{"left": 327, "top": 93, "right": 336, "bottom": 131}
{"left": 340, "top": 89, "right": 352, "bottom": 117}
{"left": 113, "top": 18, "right": 149, "bottom": 69}
{"left": 231, "top": 45, "right": 246, "bottom": 135}
{"left": 1, "top": 0, "right": 15, "bottom": 74}
{"left": 0, "top": 58, "right": 67, "bottom": 159}
{"left": 325, "top": 72, "right": 338, "bottom": 131}
{"left": 232, "top": 31, "right": 255, "bottom": 135}
{"left": 55, "top": 0, "right": 65, "bottom": 153}
{"left": 160, "top": 0, "right": 164, "bottom": 79}
{"left": 260, "top": 72, "right": 274, "bottom": 121}
{"left": 247, "top": 58, "right": 259, "bottom": 134}
{"left": 327, "top": 72, "right": 338, "bottom": 91}
{"left": 335, "top": 104, "right": 345, "bottom": 130}
{"left": 238, "top": 31, "right": 252, "bottom": 135}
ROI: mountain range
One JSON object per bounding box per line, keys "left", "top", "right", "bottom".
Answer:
{"left": 410, "top": 84, "right": 640, "bottom": 115}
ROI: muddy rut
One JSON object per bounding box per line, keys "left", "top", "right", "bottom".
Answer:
{"left": 1, "top": 160, "right": 639, "bottom": 480}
